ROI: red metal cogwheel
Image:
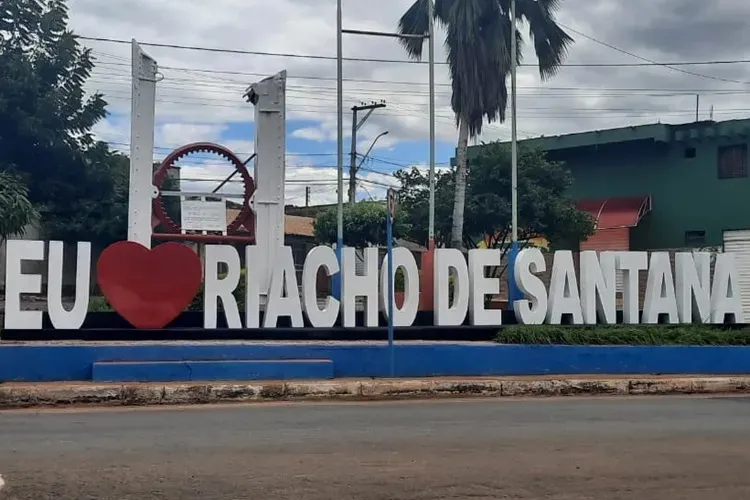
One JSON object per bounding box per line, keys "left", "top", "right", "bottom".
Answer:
{"left": 152, "top": 142, "right": 256, "bottom": 240}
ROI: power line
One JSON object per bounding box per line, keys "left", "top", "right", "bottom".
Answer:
{"left": 91, "top": 57, "right": 750, "bottom": 94}
{"left": 106, "top": 141, "right": 337, "bottom": 157}
{"left": 172, "top": 177, "right": 397, "bottom": 189}
{"left": 560, "top": 24, "right": 750, "bottom": 85}
{"left": 106, "top": 142, "right": 406, "bottom": 179}
{"left": 96, "top": 83, "right": 739, "bottom": 116}
{"left": 91, "top": 73, "right": 750, "bottom": 101}
{"left": 101, "top": 93, "right": 750, "bottom": 119}
{"left": 80, "top": 35, "right": 750, "bottom": 69}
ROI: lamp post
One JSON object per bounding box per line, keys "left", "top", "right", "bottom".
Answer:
{"left": 334, "top": 0, "right": 344, "bottom": 299}
{"left": 427, "top": 0, "right": 436, "bottom": 251}
{"left": 349, "top": 131, "right": 389, "bottom": 203}
{"left": 335, "top": 3, "right": 433, "bottom": 303}
{"left": 508, "top": 0, "right": 522, "bottom": 309}
{"left": 359, "top": 131, "right": 389, "bottom": 165}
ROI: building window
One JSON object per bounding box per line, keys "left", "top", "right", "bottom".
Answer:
{"left": 685, "top": 230, "right": 706, "bottom": 247}
{"left": 718, "top": 144, "right": 748, "bottom": 179}
{"left": 684, "top": 147, "right": 696, "bottom": 158}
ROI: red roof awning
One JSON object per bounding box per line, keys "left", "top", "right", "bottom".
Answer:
{"left": 576, "top": 195, "right": 652, "bottom": 230}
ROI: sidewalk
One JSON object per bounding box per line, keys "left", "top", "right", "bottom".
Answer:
{"left": 2, "top": 375, "right": 750, "bottom": 409}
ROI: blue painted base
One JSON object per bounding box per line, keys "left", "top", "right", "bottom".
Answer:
{"left": 92, "top": 359, "right": 334, "bottom": 383}
{"left": 3, "top": 342, "right": 750, "bottom": 382}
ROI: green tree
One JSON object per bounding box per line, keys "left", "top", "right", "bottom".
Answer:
{"left": 46, "top": 142, "right": 130, "bottom": 245}
{"left": 0, "top": 170, "right": 39, "bottom": 244}
{"left": 398, "top": 0, "right": 573, "bottom": 248}
{"left": 0, "top": 0, "right": 119, "bottom": 244}
{"left": 395, "top": 142, "right": 594, "bottom": 260}
{"left": 392, "top": 167, "right": 454, "bottom": 247}
{"left": 314, "top": 201, "right": 411, "bottom": 248}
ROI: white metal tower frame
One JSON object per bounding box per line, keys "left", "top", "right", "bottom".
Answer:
{"left": 127, "top": 40, "right": 287, "bottom": 294}
{"left": 128, "top": 40, "right": 158, "bottom": 248}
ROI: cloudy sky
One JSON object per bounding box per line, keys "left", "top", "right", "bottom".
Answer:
{"left": 69, "top": 0, "right": 750, "bottom": 206}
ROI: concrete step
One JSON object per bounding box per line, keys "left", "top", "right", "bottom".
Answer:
{"left": 92, "top": 359, "right": 334, "bottom": 383}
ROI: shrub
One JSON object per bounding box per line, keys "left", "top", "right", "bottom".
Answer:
{"left": 88, "top": 296, "right": 113, "bottom": 312}
{"left": 495, "top": 324, "right": 750, "bottom": 346}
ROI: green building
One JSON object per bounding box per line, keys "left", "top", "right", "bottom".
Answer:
{"left": 466, "top": 118, "right": 750, "bottom": 252}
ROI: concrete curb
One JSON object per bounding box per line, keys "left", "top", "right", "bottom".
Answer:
{"left": 1, "top": 377, "right": 750, "bottom": 409}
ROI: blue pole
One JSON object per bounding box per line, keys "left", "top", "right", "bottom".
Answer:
{"left": 386, "top": 211, "right": 395, "bottom": 377}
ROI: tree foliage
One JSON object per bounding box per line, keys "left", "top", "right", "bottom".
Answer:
{"left": 391, "top": 167, "right": 455, "bottom": 247}
{"left": 314, "top": 201, "right": 410, "bottom": 248}
{"left": 0, "top": 170, "right": 38, "bottom": 242}
{"left": 398, "top": 0, "right": 572, "bottom": 137}
{"left": 397, "top": 0, "right": 573, "bottom": 247}
{"left": 395, "top": 142, "right": 595, "bottom": 252}
{"left": 44, "top": 142, "right": 130, "bottom": 245}
{"left": 0, "top": 0, "right": 124, "bottom": 244}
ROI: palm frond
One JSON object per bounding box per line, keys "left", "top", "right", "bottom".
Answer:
{"left": 398, "top": 0, "right": 571, "bottom": 135}
{"left": 397, "top": 0, "right": 430, "bottom": 60}
{"left": 517, "top": 0, "right": 573, "bottom": 80}
{"left": 443, "top": 0, "right": 505, "bottom": 136}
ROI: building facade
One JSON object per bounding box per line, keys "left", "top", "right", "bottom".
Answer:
{"left": 467, "top": 118, "right": 750, "bottom": 252}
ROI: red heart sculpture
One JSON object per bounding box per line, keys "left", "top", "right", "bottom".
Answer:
{"left": 97, "top": 241, "right": 203, "bottom": 329}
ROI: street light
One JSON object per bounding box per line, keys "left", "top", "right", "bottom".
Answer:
{"left": 349, "top": 131, "right": 389, "bottom": 205}
{"left": 334, "top": 0, "right": 344, "bottom": 300}
{"left": 358, "top": 131, "right": 389, "bottom": 167}
{"left": 508, "top": 0, "right": 522, "bottom": 308}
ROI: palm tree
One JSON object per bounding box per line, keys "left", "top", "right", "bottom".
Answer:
{"left": 398, "top": 0, "right": 573, "bottom": 248}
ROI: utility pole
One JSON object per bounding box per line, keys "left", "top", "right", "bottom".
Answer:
{"left": 305, "top": 186, "right": 310, "bottom": 207}
{"left": 349, "top": 101, "right": 386, "bottom": 205}
{"left": 695, "top": 94, "right": 700, "bottom": 122}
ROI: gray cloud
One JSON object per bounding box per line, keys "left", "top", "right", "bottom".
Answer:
{"left": 70, "top": 0, "right": 750, "bottom": 174}
{"left": 614, "top": 0, "right": 750, "bottom": 60}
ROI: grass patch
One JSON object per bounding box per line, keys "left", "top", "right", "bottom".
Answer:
{"left": 495, "top": 325, "right": 750, "bottom": 346}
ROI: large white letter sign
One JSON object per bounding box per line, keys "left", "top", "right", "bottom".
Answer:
{"left": 546, "top": 250, "right": 583, "bottom": 325}
{"left": 47, "top": 241, "right": 92, "bottom": 329}
{"left": 4, "top": 239, "right": 45, "bottom": 329}
{"left": 379, "top": 247, "right": 420, "bottom": 327}
{"left": 674, "top": 252, "right": 711, "bottom": 324}
{"left": 341, "top": 247, "right": 379, "bottom": 327}
{"left": 468, "top": 249, "right": 503, "bottom": 326}
{"left": 263, "top": 246, "right": 303, "bottom": 328}
{"left": 434, "top": 249, "right": 469, "bottom": 326}
{"left": 244, "top": 246, "right": 261, "bottom": 328}
{"left": 579, "top": 251, "right": 616, "bottom": 325}
{"left": 710, "top": 253, "right": 745, "bottom": 323}
{"left": 617, "top": 252, "right": 648, "bottom": 324}
{"left": 302, "top": 246, "right": 340, "bottom": 328}
{"left": 203, "top": 245, "right": 242, "bottom": 329}
{"left": 513, "top": 248, "right": 547, "bottom": 325}
{"left": 642, "top": 252, "right": 679, "bottom": 324}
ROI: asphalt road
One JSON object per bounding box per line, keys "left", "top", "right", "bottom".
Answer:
{"left": 2, "top": 396, "right": 750, "bottom": 499}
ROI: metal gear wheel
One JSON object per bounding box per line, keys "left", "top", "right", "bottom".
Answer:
{"left": 151, "top": 142, "right": 256, "bottom": 241}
